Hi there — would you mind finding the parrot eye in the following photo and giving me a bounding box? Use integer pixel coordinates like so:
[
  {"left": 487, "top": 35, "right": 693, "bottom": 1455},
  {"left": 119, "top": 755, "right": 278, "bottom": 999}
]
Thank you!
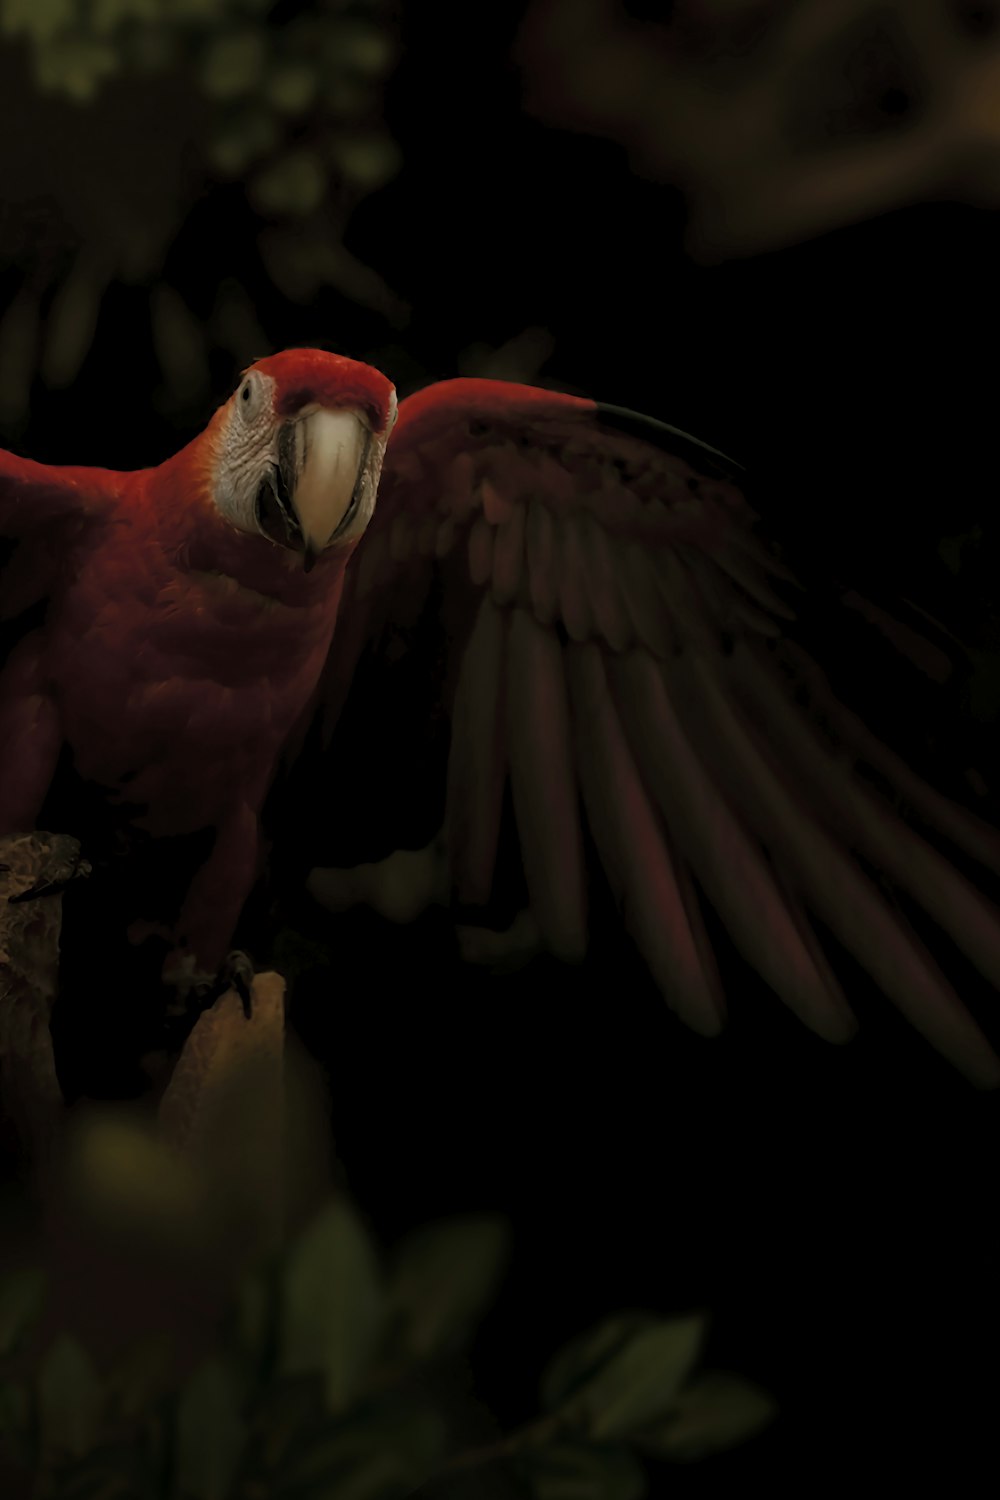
[{"left": 236, "top": 372, "right": 267, "bottom": 422}]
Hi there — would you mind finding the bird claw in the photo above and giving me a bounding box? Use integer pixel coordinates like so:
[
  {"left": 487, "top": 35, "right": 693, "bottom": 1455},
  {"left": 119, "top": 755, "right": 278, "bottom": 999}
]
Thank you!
[
  {"left": 162, "top": 949, "right": 256, "bottom": 1021},
  {"left": 216, "top": 950, "right": 255, "bottom": 1018},
  {"left": 7, "top": 845, "right": 92, "bottom": 904}
]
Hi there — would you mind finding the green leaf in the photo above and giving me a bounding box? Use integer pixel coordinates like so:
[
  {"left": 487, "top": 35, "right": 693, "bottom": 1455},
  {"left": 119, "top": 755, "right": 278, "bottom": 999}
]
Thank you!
[
  {"left": 251, "top": 149, "right": 327, "bottom": 217},
  {"left": 274, "top": 1397, "right": 448, "bottom": 1495},
  {"left": 150, "top": 284, "right": 210, "bottom": 404},
  {"left": 174, "top": 1356, "right": 246, "bottom": 1500},
  {"left": 0, "top": 285, "right": 40, "bottom": 429},
  {"left": 35, "top": 38, "right": 118, "bottom": 102},
  {"left": 128, "top": 27, "right": 179, "bottom": 74},
  {"left": 279, "top": 1446, "right": 414, "bottom": 1500},
  {"left": 558, "top": 1317, "right": 707, "bottom": 1440},
  {"left": 232, "top": 1267, "right": 272, "bottom": 1370},
  {"left": 330, "top": 23, "right": 393, "bottom": 78},
  {"left": 320, "top": 1451, "right": 416, "bottom": 1500},
  {"left": 279, "top": 1199, "right": 384, "bottom": 1411},
  {"left": 68, "top": 1115, "right": 204, "bottom": 1253},
  {"left": 91, "top": 0, "right": 160, "bottom": 36},
  {"left": 36, "top": 1335, "right": 104, "bottom": 1460},
  {"left": 200, "top": 31, "right": 265, "bottom": 100},
  {"left": 388, "top": 1214, "right": 510, "bottom": 1363},
  {"left": 41, "top": 256, "right": 106, "bottom": 389},
  {"left": 1, "top": 0, "right": 75, "bottom": 45},
  {"left": 0, "top": 1377, "right": 29, "bottom": 1442},
  {"left": 266, "top": 62, "right": 317, "bottom": 114},
  {"left": 104, "top": 1334, "right": 175, "bottom": 1423},
  {"left": 519, "top": 1443, "right": 647, "bottom": 1500},
  {"left": 325, "top": 75, "right": 373, "bottom": 120},
  {"left": 329, "top": 135, "right": 401, "bottom": 191},
  {"left": 48, "top": 1440, "right": 155, "bottom": 1500},
  {"left": 634, "top": 1371, "right": 777, "bottom": 1462},
  {"left": 540, "top": 1314, "right": 661, "bottom": 1413},
  {"left": 208, "top": 110, "right": 279, "bottom": 177},
  {"left": 0, "top": 1267, "right": 46, "bottom": 1358},
  {"left": 245, "top": 1374, "right": 326, "bottom": 1475}
]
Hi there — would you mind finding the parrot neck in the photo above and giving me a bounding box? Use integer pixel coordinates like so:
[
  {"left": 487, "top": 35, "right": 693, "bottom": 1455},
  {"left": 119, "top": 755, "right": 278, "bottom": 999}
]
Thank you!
[
  {"left": 140, "top": 449, "right": 347, "bottom": 610},
  {"left": 183, "top": 524, "right": 346, "bottom": 608}
]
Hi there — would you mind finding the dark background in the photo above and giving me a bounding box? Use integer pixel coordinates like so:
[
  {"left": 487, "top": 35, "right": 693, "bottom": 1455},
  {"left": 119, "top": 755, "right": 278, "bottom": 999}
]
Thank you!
[{"left": 2, "top": 1, "right": 999, "bottom": 1491}]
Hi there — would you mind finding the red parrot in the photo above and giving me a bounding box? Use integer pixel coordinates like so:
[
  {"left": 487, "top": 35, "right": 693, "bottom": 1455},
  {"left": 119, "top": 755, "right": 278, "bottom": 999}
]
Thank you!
[
  {"left": 0, "top": 349, "right": 397, "bottom": 987},
  {"left": 3, "top": 349, "right": 1000, "bottom": 1086}
]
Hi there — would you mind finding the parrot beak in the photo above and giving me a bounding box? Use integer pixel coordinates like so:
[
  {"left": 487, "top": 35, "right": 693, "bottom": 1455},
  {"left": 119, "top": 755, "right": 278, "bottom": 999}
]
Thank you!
[{"left": 260, "top": 408, "right": 371, "bottom": 566}]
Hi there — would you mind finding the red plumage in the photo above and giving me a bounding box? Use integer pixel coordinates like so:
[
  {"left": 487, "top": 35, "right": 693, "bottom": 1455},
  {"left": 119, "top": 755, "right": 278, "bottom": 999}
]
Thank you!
[
  {"left": 4, "top": 350, "right": 1000, "bottom": 1088},
  {"left": 0, "top": 349, "right": 394, "bottom": 976}
]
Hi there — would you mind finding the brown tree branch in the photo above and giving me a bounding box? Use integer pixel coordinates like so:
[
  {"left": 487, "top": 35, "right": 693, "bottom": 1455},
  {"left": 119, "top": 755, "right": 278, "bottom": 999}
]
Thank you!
[
  {"left": 0, "top": 833, "right": 78, "bottom": 1168},
  {"left": 518, "top": 0, "right": 1000, "bottom": 258}
]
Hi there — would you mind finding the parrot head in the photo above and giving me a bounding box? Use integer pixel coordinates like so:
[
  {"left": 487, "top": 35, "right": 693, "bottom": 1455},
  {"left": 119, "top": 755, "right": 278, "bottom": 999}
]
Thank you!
[{"left": 208, "top": 348, "right": 397, "bottom": 571}]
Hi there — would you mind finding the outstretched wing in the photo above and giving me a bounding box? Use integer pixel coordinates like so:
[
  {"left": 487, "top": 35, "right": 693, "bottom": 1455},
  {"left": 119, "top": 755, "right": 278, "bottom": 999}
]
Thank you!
[
  {"left": 309, "top": 378, "right": 1000, "bottom": 1087},
  {"left": 0, "top": 447, "right": 109, "bottom": 639}
]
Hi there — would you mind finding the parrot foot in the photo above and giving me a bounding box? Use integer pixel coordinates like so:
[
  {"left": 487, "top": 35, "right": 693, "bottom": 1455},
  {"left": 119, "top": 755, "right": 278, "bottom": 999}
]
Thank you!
[
  {"left": 162, "top": 949, "right": 256, "bottom": 1020},
  {"left": 6, "top": 841, "right": 92, "bottom": 904},
  {"left": 455, "top": 909, "right": 543, "bottom": 973},
  {"left": 212, "top": 950, "right": 256, "bottom": 1019}
]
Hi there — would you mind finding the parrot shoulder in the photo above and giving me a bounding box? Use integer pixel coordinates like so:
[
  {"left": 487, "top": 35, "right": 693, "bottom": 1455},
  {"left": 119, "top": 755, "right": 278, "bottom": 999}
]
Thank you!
[
  {"left": 0, "top": 447, "right": 116, "bottom": 536},
  {"left": 1, "top": 448, "right": 120, "bottom": 668}
]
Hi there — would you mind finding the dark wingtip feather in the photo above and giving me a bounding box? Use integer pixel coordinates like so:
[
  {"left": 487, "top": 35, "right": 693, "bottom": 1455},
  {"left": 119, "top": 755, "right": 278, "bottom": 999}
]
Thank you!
[{"left": 594, "top": 403, "right": 746, "bottom": 481}]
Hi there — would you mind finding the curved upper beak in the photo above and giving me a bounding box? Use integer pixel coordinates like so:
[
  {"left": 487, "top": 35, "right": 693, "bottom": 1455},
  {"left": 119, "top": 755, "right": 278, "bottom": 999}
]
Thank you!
[{"left": 276, "top": 408, "right": 371, "bottom": 568}]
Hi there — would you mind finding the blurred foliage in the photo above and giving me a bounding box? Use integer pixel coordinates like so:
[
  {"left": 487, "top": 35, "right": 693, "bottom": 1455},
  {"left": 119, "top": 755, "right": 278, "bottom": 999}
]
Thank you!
[
  {"left": 0, "top": 969, "right": 774, "bottom": 1498},
  {"left": 0, "top": 1213, "right": 774, "bottom": 1499},
  {"left": 518, "top": 0, "right": 1000, "bottom": 258},
  {"left": 0, "top": 0, "right": 401, "bottom": 425}
]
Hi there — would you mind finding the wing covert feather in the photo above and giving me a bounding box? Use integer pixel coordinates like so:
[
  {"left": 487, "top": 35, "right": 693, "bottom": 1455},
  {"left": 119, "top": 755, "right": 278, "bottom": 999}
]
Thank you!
[
  {"left": 0, "top": 449, "right": 107, "bottom": 534},
  {"left": 565, "top": 640, "right": 726, "bottom": 1036},
  {"left": 446, "top": 594, "right": 508, "bottom": 908},
  {"left": 1, "top": 451, "right": 114, "bottom": 679},
  {"left": 505, "top": 607, "right": 588, "bottom": 963}
]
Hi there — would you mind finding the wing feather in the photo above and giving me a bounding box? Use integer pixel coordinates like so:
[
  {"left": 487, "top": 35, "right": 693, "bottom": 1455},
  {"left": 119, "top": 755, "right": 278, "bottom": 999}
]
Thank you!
[
  {"left": 766, "top": 640, "right": 1000, "bottom": 874},
  {"left": 491, "top": 498, "right": 527, "bottom": 607},
  {"left": 1, "top": 451, "right": 112, "bottom": 669},
  {"left": 577, "top": 514, "right": 630, "bottom": 652},
  {"left": 565, "top": 640, "right": 725, "bottom": 1035},
  {"left": 619, "top": 541, "right": 677, "bottom": 657},
  {"left": 0, "top": 450, "right": 106, "bottom": 532},
  {"left": 445, "top": 593, "right": 509, "bottom": 908},
  {"left": 311, "top": 377, "right": 1000, "bottom": 1083},
  {"left": 723, "top": 641, "right": 1000, "bottom": 987},
  {"left": 526, "top": 499, "right": 560, "bottom": 624},
  {"left": 610, "top": 647, "right": 856, "bottom": 1044},
  {"left": 673, "top": 648, "right": 1000, "bottom": 1086},
  {"left": 467, "top": 515, "right": 494, "bottom": 588},
  {"left": 556, "top": 518, "right": 596, "bottom": 642},
  {"left": 505, "top": 606, "right": 588, "bottom": 961}
]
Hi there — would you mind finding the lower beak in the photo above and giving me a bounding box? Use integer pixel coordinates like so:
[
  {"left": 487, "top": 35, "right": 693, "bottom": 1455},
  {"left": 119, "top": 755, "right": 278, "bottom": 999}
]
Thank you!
[{"left": 278, "top": 409, "right": 371, "bottom": 563}]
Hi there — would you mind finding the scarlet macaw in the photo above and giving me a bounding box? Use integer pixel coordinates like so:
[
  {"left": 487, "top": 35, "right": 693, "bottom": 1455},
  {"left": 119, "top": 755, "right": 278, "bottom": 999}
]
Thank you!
[
  {"left": 2, "top": 348, "right": 999, "bottom": 1085},
  {"left": 0, "top": 349, "right": 396, "bottom": 990}
]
